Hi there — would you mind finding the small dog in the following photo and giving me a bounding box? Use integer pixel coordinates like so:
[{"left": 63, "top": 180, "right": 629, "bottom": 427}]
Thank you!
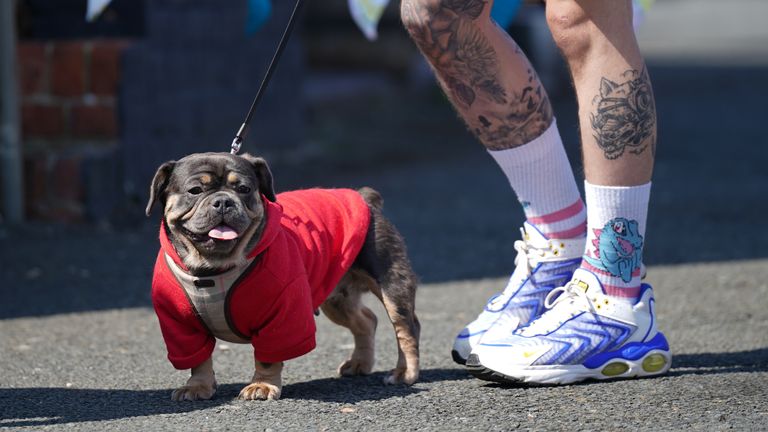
[{"left": 146, "top": 152, "right": 420, "bottom": 401}]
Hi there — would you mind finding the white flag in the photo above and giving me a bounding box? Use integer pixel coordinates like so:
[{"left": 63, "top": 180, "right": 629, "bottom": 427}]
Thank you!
[
  {"left": 86, "top": 0, "right": 113, "bottom": 22},
  {"left": 348, "top": 0, "right": 390, "bottom": 41}
]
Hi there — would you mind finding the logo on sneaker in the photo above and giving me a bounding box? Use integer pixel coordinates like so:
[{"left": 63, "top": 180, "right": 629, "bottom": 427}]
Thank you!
[
  {"left": 584, "top": 217, "right": 643, "bottom": 283},
  {"left": 573, "top": 279, "right": 589, "bottom": 292},
  {"left": 522, "top": 349, "right": 541, "bottom": 359}
]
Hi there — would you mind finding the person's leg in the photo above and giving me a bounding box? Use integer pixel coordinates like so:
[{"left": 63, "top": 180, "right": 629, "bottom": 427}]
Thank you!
[
  {"left": 467, "top": 0, "right": 670, "bottom": 385},
  {"left": 401, "top": 0, "right": 586, "bottom": 363},
  {"left": 548, "top": 0, "right": 654, "bottom": 297},
  {"left": 401, "top": 0, "right": 586, "bottom": 238}
]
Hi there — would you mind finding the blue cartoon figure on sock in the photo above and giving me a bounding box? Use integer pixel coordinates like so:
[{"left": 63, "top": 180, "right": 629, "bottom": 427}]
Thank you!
[{"left": 585, "top": 217, "right": 643, "bottom": 282}]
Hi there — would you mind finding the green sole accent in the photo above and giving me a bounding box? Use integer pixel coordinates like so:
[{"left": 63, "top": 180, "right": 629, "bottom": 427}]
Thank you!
[
  {"left": 642, "top": 353, "right": 668, "bottom": 373},
  {"left": 602, "top": 362, "right": 629, "bottom": 377}
]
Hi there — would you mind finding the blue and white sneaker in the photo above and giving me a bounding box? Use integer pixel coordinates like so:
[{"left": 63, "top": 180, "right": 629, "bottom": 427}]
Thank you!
[
  {"left": 466, "top": 268, "right": 671, "bottom": 384},
  {"left": 451, "top": 223, "right": 584, "bottom": 364}
]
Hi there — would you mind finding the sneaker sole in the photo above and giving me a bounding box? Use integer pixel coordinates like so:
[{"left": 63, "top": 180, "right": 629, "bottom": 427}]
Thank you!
[
  {"left": 465, "top": 350, "right": 672, "bottom": 385},
  {"left": 451, "top": 349, "right": 467, "bottom": 366}
]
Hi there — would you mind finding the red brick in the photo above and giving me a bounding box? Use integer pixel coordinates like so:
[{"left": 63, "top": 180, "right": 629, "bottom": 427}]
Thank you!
[
  {"left": 21, "top": 103, "right": 66, "bottom": 138},
  {"left": 22, "top": 156, "right": 86, "bottom": 223},
  {"left": 51, "top": 42, "right": 86, "bottom": 97},
  {"left": 45, "top": 205, "right": 85, "bottom": 223},
  {"left": 90, "top": 40, "right": 130, "bottom": 95},
  {"left": 52, "top": 157, "right": 85, "bottom": 202},
  {"left": 17, "top": 42, "right": 48, "bottom": 96},
  {"left": 23, "top": 157, "right": 49, "bottom": 219},
  {"left": 71, "top": 104, "right": 117, "bottom": 138}
]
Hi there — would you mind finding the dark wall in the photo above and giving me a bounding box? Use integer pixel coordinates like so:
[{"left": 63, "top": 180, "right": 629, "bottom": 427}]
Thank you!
[
  {"left": 18, "top": 0, "right": 145, "bottom": 39},
  {"left": 120, "top": 0, "right": 305, "bottom": 202}
]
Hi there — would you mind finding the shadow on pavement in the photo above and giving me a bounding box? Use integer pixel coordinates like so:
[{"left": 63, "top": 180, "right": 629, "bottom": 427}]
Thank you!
[
  {"left": 282, "top": 367, "right": 472, "bottom": 403},
  {"left": 1, "top": 64, "right": 768, "bottom": 320},
  {"left": 669, "top": 348, "right": 768, "bottom": 376},
  {"left": 0, "top": 368, "right": 469, "bottom": 427},
  {"left": 473, "top": 348, "right": 768, "bottom": 390},
  {"left": 0, "top": 386, "right": 229, "bottom": 428}
]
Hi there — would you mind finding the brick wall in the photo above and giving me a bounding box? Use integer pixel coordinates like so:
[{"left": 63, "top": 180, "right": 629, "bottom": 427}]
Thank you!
[
  {"left": 17, "top": 39, "right": 130, "bottom": 222},
  {"left": 14, "top": 0, "right": 306, "bottom": 224}
]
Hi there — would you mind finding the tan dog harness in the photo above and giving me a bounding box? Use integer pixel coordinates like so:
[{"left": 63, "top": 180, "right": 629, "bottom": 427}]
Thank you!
[{"left": 163, "top": 253, "right": 254, "bottom": 344}]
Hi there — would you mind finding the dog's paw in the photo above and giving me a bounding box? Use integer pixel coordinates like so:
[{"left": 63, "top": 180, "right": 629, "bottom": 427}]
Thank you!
[
  {"left": 338, "top": 357, "right": 374, "bottom": 377},
  {"left": 238, "top": 382, "right": 281, "bottom": 400},
  {"left": 383, "top": 367, "right": 419, "bottom": 386},
  {"left": 171, "top": 382, "right": 217, "bottom": 401}
]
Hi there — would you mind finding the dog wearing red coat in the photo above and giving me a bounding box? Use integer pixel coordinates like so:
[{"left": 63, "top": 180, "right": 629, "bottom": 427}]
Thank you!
[{"left": 146, "top": 152, "right": 420, "bottom": 401}]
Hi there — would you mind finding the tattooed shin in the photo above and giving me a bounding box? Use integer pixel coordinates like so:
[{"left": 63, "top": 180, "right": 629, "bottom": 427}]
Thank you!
[
  {"left": 401, "top": 0, "right": 553, "bottom": 150},
  {"left": 474, "top": 69, "right": 553, "bottom": 150},
  {"left": 590, "top": 68, "right": 657, "bottom": 160}
]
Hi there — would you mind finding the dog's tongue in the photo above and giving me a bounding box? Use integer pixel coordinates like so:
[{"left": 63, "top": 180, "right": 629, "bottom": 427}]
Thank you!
[{"left": 208, "top": 225, "right": 239, "bottom": 241}]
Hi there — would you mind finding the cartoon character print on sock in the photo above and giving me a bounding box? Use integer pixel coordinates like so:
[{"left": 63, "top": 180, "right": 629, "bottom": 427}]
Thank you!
[{"left": 584, "top": 218, "right": 643, "bottom": 283}]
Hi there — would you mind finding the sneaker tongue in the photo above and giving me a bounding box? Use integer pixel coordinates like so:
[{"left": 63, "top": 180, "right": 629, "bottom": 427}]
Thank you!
[
  {"left": 522, "top": 221, "right": 549, "bottom": 244},
  {"left": 208, "top": 225, "right": 239, "bottom": 240}
]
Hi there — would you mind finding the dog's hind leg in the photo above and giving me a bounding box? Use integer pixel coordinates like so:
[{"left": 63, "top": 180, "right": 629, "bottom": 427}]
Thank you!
[
  {"left": 354, "top": 193, "right": 420, "bottom": 385},
  {"left": 376, "top": 264, "right": 420, "bottom": 385},
  {"left": 321, "top": 270, "right": 378, "bottom": 377}
]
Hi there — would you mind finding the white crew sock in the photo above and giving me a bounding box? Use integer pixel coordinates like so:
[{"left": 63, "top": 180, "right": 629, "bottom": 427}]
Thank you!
[
  {"left": 580, "top": 180, "right": 652, "bottom": 299},
  {"left": 488, "top": 119, "right": 586, "bottom": 239}
]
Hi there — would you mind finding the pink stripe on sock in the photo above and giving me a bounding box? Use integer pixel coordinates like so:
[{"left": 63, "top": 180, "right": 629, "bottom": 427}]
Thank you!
[
  {"left": 528, "top": 199, "right": 585, "bottom": 225},
  {"left": 603, "top": 284, "right": 642, "bottom": 299},
  {"left": 546, "top": 222, "right": 587, "bottom": 239}
]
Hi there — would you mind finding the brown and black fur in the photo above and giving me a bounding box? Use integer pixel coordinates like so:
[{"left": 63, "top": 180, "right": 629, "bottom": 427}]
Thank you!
[
  {"left": 326, "top": 187, "right": 420, "bottom": 385},
  {"left": 146, "top": 152, "right": 420, "bottom": 401}
]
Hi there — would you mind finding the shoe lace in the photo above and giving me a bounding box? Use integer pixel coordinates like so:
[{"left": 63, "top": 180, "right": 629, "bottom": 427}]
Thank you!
[
  {"left": 544, "top": 280, "right": 594, "bottom": 311},
  {"left": 513, "top": 239, "right": 533, "bottom": 278},
  {"left": 488, "top": 229, "right": 549, "bottom": 308},
  {"left": 518, "top": 280, "right": 595, "bottom": 335}
]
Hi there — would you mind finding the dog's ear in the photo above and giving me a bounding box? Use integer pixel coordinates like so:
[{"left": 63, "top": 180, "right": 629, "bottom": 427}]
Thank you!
[
  {"left": 241, "top": 154, "right": 276, "bottom": 202},
  {"left": 146, "top": 161, "right": 176, "bottom": 216}
]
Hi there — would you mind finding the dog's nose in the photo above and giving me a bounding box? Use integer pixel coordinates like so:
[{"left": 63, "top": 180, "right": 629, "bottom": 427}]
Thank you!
[{"left": 211, "top": 196, "right": 235, "bottom": 213}]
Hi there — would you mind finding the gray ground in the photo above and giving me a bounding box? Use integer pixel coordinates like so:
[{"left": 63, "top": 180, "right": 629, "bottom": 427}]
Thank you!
[{"left": 2, "top": 0, "right": 768, "bottom": 430}]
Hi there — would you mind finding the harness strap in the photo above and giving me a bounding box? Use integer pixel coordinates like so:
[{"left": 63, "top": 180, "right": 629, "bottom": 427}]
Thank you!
[{"left": 164, "top": 253, "right": 261, "bottom": 344}]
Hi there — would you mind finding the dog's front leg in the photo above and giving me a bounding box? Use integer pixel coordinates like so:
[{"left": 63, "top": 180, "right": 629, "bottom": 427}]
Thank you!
[
  {"left": 238, "top": 360, "right": 283, "bottom": 400},
  {"left": 171, "top": 356, "right": 217, "bottom": 401}
]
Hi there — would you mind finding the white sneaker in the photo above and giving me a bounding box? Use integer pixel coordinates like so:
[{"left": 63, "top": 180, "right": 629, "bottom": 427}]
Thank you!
[
  {"left": 451, "top": 222, "right": 584, "bottom": 364},
  {"left": 466, "top": 268, "right": 671, "bottom": 384}
]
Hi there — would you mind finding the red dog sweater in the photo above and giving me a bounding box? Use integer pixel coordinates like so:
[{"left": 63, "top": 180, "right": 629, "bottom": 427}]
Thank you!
[{"left": 152, "top": 188, "right": 370, "bottom": 369}]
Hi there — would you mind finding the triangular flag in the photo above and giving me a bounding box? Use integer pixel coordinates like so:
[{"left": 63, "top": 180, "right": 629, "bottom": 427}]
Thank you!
[
  {"left": 490, "top": 0, "right": 522, "bottom": 29},
  {"left": 86, "top": 0, "right": 113, "bottom": 22},
  {"left": 348, "top": 0, "right": 389, "bottom": 41},
  {"left": 246, "top": 0, "right": 272, "bottom": 35}
]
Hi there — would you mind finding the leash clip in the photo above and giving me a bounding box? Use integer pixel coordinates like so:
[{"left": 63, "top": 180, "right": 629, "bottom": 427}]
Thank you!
[
  {"left": 230, "top": 137, "right": 242, "bottom": 155},
  {"left": 231, "top": 123, "right": 248, "bottom": 154}
]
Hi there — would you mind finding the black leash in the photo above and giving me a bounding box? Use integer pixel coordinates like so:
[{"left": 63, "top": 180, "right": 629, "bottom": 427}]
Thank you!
[{"left": 230, "top": 0, "right": 306, "bottom": 155}]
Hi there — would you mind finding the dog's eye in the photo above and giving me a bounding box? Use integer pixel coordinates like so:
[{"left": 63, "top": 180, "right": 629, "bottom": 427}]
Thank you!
[
  {"left": 188, "top": 187, "right": 204, "bottom": 195},
  {"left": 236, "top": 185, "right": 252, "bottom": 194}
]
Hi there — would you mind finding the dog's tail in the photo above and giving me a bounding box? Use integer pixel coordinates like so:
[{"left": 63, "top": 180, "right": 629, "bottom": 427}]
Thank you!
[{"left": 358, "top": 187, "right": 383, "bottom": 212}]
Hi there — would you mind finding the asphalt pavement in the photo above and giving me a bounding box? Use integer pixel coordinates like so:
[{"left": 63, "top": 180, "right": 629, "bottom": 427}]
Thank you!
[{"left": 2, "top": 0, "right": 768, "bottom": 430}]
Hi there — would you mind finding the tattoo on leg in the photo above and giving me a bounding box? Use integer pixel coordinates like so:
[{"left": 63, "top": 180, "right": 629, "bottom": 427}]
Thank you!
[
  {"left": 401, "top": 0, "right": 553, "bottom": 150},
  {"left": 473, "top": 68, "right": 553, "bottom": 150},
  {"left": 454, "top": 21, "right": 507, "bottom": 104},
  {"left": 401, "top": 1, "right": 502, "bottom": 106},
  {"left": 590, "top": 68, "right": 657, "bottom": 159}
]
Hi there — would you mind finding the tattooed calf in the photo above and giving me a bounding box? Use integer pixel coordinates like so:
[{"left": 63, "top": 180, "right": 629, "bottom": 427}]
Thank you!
[
  {"left": 473, "top": 69, "right": 553, "bottom": 150},
  {"left": 401, "top": 0, "right": 504, "bottom": 108},
  {"left": 590, "top": 69, "right": 657, "bottom": 159},
  {"left": 401, "top": 0, "right": 552, "bottom": 150}
]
